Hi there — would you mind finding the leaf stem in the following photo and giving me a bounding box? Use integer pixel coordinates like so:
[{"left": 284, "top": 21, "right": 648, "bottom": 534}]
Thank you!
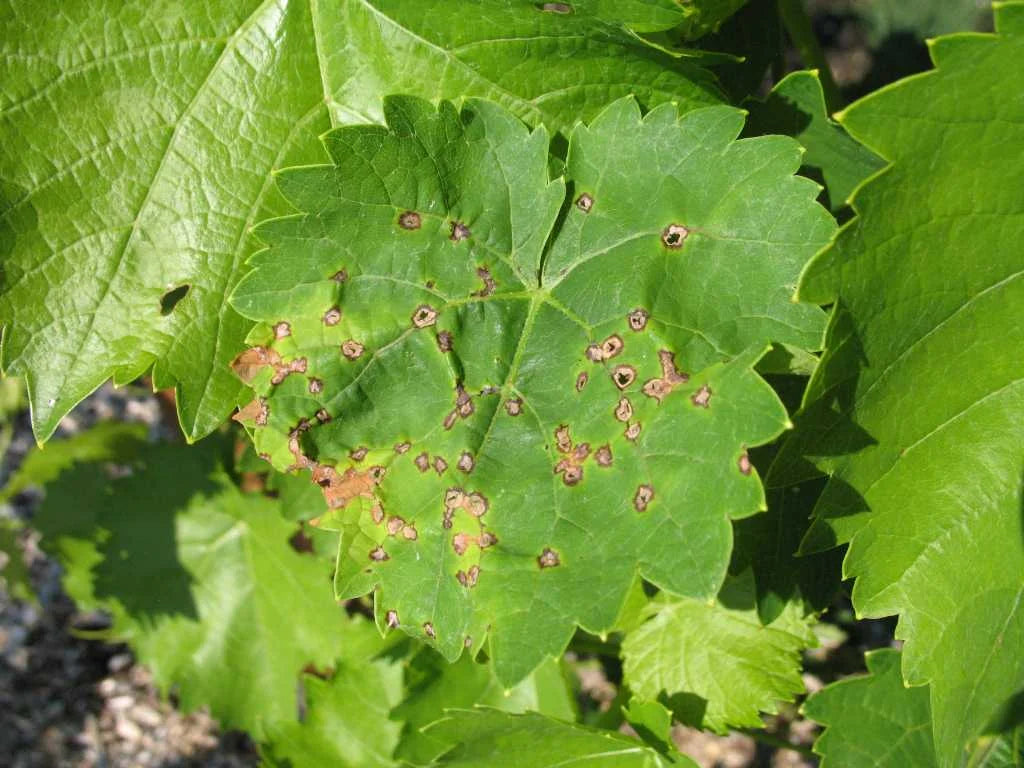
[{"left": 776, "top": 0, "right": 843, "bottom": 113}]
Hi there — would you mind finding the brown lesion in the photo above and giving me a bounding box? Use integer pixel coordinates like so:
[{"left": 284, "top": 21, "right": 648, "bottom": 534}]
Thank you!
[
  {"left": 437, "top": 330, "right": 454, "bottom": 353},
  {"left": 642, "top": 350, "right": 690, "bottom": 403},
  {"left": 662, "top": 224, "right": 688, "bottom": 249},
  {"left": 624, "top": 422, "right": 642, "bottom": 441},
  {"left": 398, "top": 211, "right": 421, "bottom": 230},
  {"left": 505, "top": 397, "right": 523, "bottom": 416},
  {"left": 612, "top": 365, "right": 636, "bottom": 390},
  {"left": 412, "top": 304, "right": 438, "bottom": 328},
  {"left": 537, "top": 547, "right": 561, "bottom": 568},
  {"left": 456, "top": 564, "right": 480, "bottom": 587},
  {"left": 691, "top": 384, "right": 712, "bottom": 408},
  {"left": 450, "top": 221, "right": 471, "bottom": 241},
  {"left": 738, "top": 452, "right": 752, "bottom": 475},
  {"left": 471, "top": 266, "right": 496, "bottom": 298},
  {"left": 232, "top": 397, "right": 268, "bottom": 427},
  {"left": 386, "top": 610, "right": 400, "bottom": 628},
  {"left": 627, "top": 308, "right": 649, "bottom": 331},
  {"left": 443, "top": 385, "right": 475, "bottom": 431},
  {"left": 273, "top": 321, "right": 291, "bottom": 339},
  {"left": 323, "top": 307, "right": 342, "bottom": 326},
  {"left": 231, "top": 346, "right": 307, "bottom": 387},
  {"left": 585, "top": 335, "right": 625, "bottom": 363},
  {"left": 552, "top": 424, "right": 595, "bottom": 487},
  {"left": 575, "top": 193, "right": 593, "bottom": 213},
  {"left": 312, "top": 463, "right": 386, "bottom": 510},
  {"left": 341, "top": 339, "right": 365, "bottom": 360},
  {"left": 369, "top": 546, "right": 389, "bottom": 562},
  {"left": 595, "top": 445, "right": 613, "bottom": 467},
  {"left": 457, "top": 452, "right": 475, "bottom": 473},
  {"left": 634, "top": 484, "right": 654, "bottom": 512}
]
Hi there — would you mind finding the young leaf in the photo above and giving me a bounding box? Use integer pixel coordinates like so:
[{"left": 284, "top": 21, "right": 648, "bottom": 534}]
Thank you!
[
  {"left": 31, "top": 433, "right": 351, "bottom": 739},
  {"left": 230, "top": 95, "right": 834, "bottom": 685},
  {"left": 777, "top": 5, "right": 1024, "bottom": 763},
  {"left": 1, "top": 0, "right": 725, "bottom": 444},
  {"left": 803, "top": 649, "right": 936, "bottom": 768},
  {"left": 261, "top": 660, "right": 406, "bottom": 768},
  {"left": 425, "top": 709, "right": 695, "bottom": 767},
  {"left": 621, "top": 569, "right": 812, "bottom": 732}
]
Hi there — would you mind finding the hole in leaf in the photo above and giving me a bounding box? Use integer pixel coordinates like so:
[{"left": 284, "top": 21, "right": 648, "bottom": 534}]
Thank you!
[{"left": 159, "top": 284, "right": 190, "bottom": 315}]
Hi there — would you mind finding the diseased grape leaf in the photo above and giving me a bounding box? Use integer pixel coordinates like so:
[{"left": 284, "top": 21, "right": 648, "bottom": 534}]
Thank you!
[
  {"left": 743, "top": 70, "right": 885, "bottom": 213},
  {"left": 804, "top": 649, "right": 936, "bottom": 768},
  {"left": 425, "top": 709, "right": 695, "bottom": 767},
  {"left": 773, "top": 5, "right": 1024, "bottom": 764},
  {"left": 229, "top": 94, "right": 833, "bottom": 685},
  {"left": 621, "top": 569, "right": 813, "bottom": 732},
  {"left": 28, "top": 432, "right": 352, "bottom": 739},
  {"left": 0, "top": 0, "right": 724, "bottom": 445}
]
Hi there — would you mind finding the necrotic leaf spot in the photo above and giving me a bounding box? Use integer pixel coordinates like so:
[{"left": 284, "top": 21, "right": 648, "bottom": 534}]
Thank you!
[
  {"left": 662, "top": 224, "right": 688, "bottom": 249},
  {"left": 399, "top": 211, "right": 421, "bottom": 230}
]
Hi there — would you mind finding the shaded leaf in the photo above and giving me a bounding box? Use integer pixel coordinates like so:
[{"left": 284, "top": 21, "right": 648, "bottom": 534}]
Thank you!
[
  {"left": 231, "top": 95, "right": 833, "bottom": 684},
  {"left": 0, "top": 518, "right": 34, "bottom": 603},
  {"left": 622, "top": 569, "right": 811, "bottom": 732},
  {"left": 32, "top": 432, "right": 351, "bottom": 738},
  {"left": 776, "top": 5, "right": 1024, "bottom": 763},
  {"left": 395, "top": 651, "right": 576, "bottom": 764},
  {"left": 804, "top": 649, "right": 935, "bottom": 768},
  {"left": 426, "top": 709, "right": 694, "bottom": 767},
  {"left": 1, "top": 421, "right": 147, "bottom": 501},
  {"left": 744, "top": 70, "right": 885, "bottom": 213},
  {"left": 262, "top": 657, "right": 405, "bottom": 768}
]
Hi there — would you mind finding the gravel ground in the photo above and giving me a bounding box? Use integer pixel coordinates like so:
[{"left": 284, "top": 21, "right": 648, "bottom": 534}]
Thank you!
[{"left": 0, "top": 382, "right": 259, "bottom": 768}]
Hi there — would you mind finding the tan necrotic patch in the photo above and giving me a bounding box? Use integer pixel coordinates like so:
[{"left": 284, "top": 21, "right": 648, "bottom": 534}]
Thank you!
[
  {"left": 662, "top": 224, "right": 688, "bottom": 249},
  {"left": 634, "top": 484, "right": 654, "bottom": 512},
  {"left": 642, "top": 350, "right": 689, "bottom": 403},
  {"left": 538, "top": 548, "right": 560, "bottom": 568},
  {"left": 627, "top": 308, "right": 649, "bottom": 331},
  {"left": 412, "top": 305, "right": 438, "bottom": 328},
  {"left": 398, "top": 211, "right": 421, "bottom": 230},
  {"left": 575, "top": 192, "right": 593, "bottom": 213},
  {"left": 691, "top": 384, "right": 712, "bottom": 408},
  {"left": 341, "top": 339, "right": 364, "bottom": 360}
]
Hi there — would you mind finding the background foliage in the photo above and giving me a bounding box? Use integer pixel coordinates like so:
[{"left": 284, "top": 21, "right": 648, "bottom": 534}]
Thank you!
[{"left": 1, "top": 0, "right": 1021, "bottom": 765}]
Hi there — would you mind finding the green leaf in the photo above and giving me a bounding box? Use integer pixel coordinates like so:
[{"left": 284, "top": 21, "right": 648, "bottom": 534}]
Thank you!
[
  {"left": 395, "top": 651, "right": 576, "bottom": 764},
  {"left": 621, "top": 569, "right": 811, "bottom": 732},
  {"left": 1, "top": 0, "right": 727, "bottom": 444},
  {"left": 968, "top": 727, "right": 1024, "bottom": 768},
  {"left": 230, "top": 95, "right": 833, "bottom": 685},
  {"left": 0, "top": 518, "right": 34, "bottom": 603},
  {"left": 32, "top": 432, "right": 352, "bottom": 738},
  {"left": 426, "top": 709, "right": 694, "bottom": 767},
  {"left": 804, "top": 649, "right": 936, "bottom": 768},
  {"left": 731, "top": 471, "right": 842, "bottom": 625},
  {"left": 744, "top": 70, "right": 885, "bottom": 213},
  {"left": 262, "top": 659, "right": 406, "bottom": 768},
  {"left": 1, "top": 421, "right": 147, "bottom": 501},
  {"left": 778, "top": 5, "right": 1024, "bottom": 764}
]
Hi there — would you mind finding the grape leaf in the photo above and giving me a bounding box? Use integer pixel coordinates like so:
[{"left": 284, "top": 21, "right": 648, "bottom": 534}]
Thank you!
[
  {"left": 229, "top": 94, "right": 833, "bottom": 684},
  {"left": 743, "top": 70, "right": 885, "bottom": 213},
  {"left": 0, "top": 518, "right": 33, "bottom": 603},
  {"left": 425, "top": 709, "right": 695, "bottom": 767},
  {"left": 0, "top": 0, "right": 725, "bottom": 445},
  {"left": 262, "top": 659, "right": 406, "bottom": 768},
  {"left": 621, "top": 569, "right": 812, "bottom": 732},
  {"left": 968, "top": 727, "right": 1024, "bottom": 768},
  {"left": 775, "top": 5, "right": 1024, "bottom": 763},
  {"left": 804, "top": 649, "right": 936, "bottom": 768},
  {"left": 396, "top": 652, "right": 576, "bottom": 764},
  {"left": 29, "top": 432, "right": 351, "bottom": 738}
]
